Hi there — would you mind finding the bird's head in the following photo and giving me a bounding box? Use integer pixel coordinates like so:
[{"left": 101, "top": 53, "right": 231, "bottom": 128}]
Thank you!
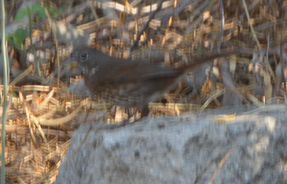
[{"left": 63, "top": 47, "right": 99, "bottom": 76}]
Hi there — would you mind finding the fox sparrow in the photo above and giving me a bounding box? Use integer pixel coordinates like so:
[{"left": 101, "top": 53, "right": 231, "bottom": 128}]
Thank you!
[{"left": 63, "top": 47, "right": 241, "bottom": 117}]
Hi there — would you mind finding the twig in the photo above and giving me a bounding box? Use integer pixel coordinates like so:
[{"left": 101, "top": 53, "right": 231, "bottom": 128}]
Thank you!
[{"left": 130, "top": 0, "right": 165, "bottom": 52}]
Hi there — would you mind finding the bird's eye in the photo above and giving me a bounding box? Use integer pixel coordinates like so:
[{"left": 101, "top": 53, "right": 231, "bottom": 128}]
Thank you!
[{"left": 79, "top": 51, "right": 88, "bottom": 62}]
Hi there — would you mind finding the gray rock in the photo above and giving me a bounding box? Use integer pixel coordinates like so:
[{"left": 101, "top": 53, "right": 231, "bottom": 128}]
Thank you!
[{"left": 55, "top": 105, "right": 287, "bottom": 184}]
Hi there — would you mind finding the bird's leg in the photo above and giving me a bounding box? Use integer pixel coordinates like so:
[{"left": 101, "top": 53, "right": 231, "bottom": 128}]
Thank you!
[
  {"left": 118, "top": 108, "right": 136, "bottom": 126},
  {"left": 119, "top": 105, "right": 150, "bottom": 125},
  {"left": 140, "top": 104, "right": 150, "bottom": 117}
]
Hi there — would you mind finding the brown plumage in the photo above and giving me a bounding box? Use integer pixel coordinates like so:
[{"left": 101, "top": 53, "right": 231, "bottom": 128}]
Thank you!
[{"left": 64, "top": 47, "right": 241, "bottom": 117}]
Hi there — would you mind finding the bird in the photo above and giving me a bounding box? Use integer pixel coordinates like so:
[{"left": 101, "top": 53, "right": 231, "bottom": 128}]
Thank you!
[{"left": 63, "top": 46, "right": 242, "bottom": 119}]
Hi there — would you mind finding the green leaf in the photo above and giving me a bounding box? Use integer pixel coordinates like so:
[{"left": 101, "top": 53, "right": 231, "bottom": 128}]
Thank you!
[
  {"left": 49, "top": 6, "right": 56, "bottom": 13},
  {"left": 50, "top": 6, "right": 63, "bottom": 19},
  {"left": 13, "top": 28, "right": 28, "bottom": 46},
  {"left": 26, "top": 6, "right": 31, "bottom": 14},
  {"left": 33, "top": 4, "right": 46, "bottom": 19},
  {"left": 15, "top": 10, "right": 27, "bottom": 20},
  {"left": 38, "top": 10, "right": 46, "bottom": 19},
  {"left": 32, "top": 4, "right": 43, "bottom": 12},
  {"left": 6, "top": 35, "right": 13, "bottom": 42}
]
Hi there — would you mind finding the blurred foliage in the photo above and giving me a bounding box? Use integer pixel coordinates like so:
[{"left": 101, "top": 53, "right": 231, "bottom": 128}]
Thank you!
[{"left": 9, "top": 3, "right": 63, "bottom": 49}]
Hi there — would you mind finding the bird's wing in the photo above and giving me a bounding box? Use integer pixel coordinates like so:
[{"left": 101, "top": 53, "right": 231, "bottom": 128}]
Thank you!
[{"left": 99, "top": 62, "right": 182, "bottom": 85}]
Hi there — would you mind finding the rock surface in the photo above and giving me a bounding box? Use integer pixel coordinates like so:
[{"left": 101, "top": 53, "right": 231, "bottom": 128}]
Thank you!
[{"left": 55, "top": 105, "right": 287, "bottom": 184}]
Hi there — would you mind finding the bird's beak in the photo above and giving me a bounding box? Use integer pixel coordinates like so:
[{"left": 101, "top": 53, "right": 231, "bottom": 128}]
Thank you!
[{"left": 62, "top": 56, "right": 78, "bottom": 69}]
